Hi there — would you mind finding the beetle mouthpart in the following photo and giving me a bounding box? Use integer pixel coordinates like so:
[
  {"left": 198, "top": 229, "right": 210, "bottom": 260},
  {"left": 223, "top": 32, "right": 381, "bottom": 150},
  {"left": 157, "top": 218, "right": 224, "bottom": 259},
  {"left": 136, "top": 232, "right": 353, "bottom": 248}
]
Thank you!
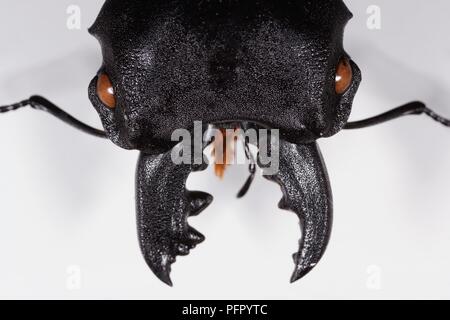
[
  {"left": 136, "top": 151, "right": 213, "bottom": 286},
  {"left": 137, "top": 136, "right": 331, "bottom": 286},
  {"left": 262, "top": 140, "right": 332, "bottom": 283},
  {"left": 211, "top": 128, "right": 239, "bottom": 179},
  {"left": 187, "top": 191, "right": 213, "bottom": 217}
]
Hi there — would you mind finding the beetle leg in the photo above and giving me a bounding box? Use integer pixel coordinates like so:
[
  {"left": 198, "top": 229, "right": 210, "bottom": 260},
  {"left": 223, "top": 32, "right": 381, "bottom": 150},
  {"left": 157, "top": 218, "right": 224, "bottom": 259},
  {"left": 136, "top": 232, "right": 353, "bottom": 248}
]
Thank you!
[
  {"left": 136, "top": 151, "right": 212, "bottom": 286},
  {"left": 261, "top": 140, "right": 333, "bottom": 282}
]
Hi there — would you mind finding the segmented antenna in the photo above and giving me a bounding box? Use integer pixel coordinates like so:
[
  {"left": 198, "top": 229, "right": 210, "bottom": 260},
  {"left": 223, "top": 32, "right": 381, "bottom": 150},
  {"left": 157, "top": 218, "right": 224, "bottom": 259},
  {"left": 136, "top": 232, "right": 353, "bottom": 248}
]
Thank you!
[
  {"left": 424, "top": 108, "right": 450, "bottom": 127},
  {"left": 0, "top": 100, "right": 30, "bottom": 113},
  {"left": 345, "top": 102, "right": 450, "bottom": 129},
  {"left": 0, "top": 96, "right": 106, "bottom": 138}
]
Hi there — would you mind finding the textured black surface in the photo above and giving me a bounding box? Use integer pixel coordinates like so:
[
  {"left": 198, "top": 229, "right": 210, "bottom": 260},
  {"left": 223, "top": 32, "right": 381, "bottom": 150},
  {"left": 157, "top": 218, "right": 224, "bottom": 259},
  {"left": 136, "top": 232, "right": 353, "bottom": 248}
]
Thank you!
[
  {"left": 1, "top": 0, "right": 449, "bottom": 287},
  {"left": 262, "top": 140, "right": 332, "bottom": 282},
  {"left": 86, "top": 0, "right": 361, "bottom": 285},
  {"left": 88, "top": 0, "right": 361, "bottom": 152},
  {"left": 136, "top": 150, "right": 212, "bottom": 286}
]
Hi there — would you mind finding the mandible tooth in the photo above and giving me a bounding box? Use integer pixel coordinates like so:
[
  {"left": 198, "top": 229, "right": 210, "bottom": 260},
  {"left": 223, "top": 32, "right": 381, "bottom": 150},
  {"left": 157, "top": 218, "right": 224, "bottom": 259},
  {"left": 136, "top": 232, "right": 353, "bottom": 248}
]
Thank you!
[
  {"left": 187, "top": 191, "right": 213, "bottom": 216},
  {"left": 187, "top": 226, "right": 205, "bottom": 245},
  {"left": 278, "top": 197, "right": 290, "bottom": 210}
]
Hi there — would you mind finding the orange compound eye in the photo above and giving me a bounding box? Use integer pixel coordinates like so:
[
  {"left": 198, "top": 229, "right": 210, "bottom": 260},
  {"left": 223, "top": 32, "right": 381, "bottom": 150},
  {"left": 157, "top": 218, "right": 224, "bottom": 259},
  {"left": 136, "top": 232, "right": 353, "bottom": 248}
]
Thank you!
[
  {"left": 335, "top": 57, "right": 353, "bottom": 95},
  {"left": 97, "top": 73, "right": 116, "bottom": 109}
]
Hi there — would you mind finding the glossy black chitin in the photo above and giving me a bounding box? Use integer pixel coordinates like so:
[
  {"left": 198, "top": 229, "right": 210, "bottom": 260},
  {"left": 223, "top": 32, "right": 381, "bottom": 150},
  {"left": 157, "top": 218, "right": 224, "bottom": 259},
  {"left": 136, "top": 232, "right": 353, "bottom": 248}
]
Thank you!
[
  {"left": 1, "top": 0, "right": 449, "bottom": 286},
  {"left": 90, "top": 0, "right": 360, "bottom": 285}
]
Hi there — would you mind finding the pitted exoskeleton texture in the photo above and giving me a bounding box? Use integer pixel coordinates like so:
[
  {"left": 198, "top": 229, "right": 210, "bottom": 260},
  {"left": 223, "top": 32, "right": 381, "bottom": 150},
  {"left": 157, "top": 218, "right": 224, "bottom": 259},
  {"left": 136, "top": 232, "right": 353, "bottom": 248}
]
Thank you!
[
  {"left": 88, "top": 0, "right": 361, "bottom": 152},
  {"left": 87, "top": 0, "right": 359, "bottom": 285},
  {"left": 3, "top": 0, "right": 447, "bottom": 286}
]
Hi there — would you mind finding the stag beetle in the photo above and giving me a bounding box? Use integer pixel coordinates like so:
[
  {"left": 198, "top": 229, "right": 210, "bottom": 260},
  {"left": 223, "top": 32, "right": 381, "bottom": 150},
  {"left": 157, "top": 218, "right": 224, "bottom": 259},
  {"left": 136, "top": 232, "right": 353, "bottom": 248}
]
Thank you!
[{"left": 1, "top": 0, "right": 449, "bottom": 286}]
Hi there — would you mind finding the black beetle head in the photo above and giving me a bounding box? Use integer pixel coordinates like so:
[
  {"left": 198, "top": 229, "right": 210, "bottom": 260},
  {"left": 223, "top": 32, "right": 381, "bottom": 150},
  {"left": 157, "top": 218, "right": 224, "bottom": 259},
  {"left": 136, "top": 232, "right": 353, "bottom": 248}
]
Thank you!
[{"left": 88, "top": 0, "right": 361, "bottom": 152}]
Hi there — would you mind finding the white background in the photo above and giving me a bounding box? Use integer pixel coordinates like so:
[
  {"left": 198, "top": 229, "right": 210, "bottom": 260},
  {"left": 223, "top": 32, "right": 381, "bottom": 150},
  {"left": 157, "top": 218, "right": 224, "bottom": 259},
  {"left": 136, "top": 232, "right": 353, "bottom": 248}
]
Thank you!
[{"left": 0, "top": 0, "right": 449, "bottom": 299}]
